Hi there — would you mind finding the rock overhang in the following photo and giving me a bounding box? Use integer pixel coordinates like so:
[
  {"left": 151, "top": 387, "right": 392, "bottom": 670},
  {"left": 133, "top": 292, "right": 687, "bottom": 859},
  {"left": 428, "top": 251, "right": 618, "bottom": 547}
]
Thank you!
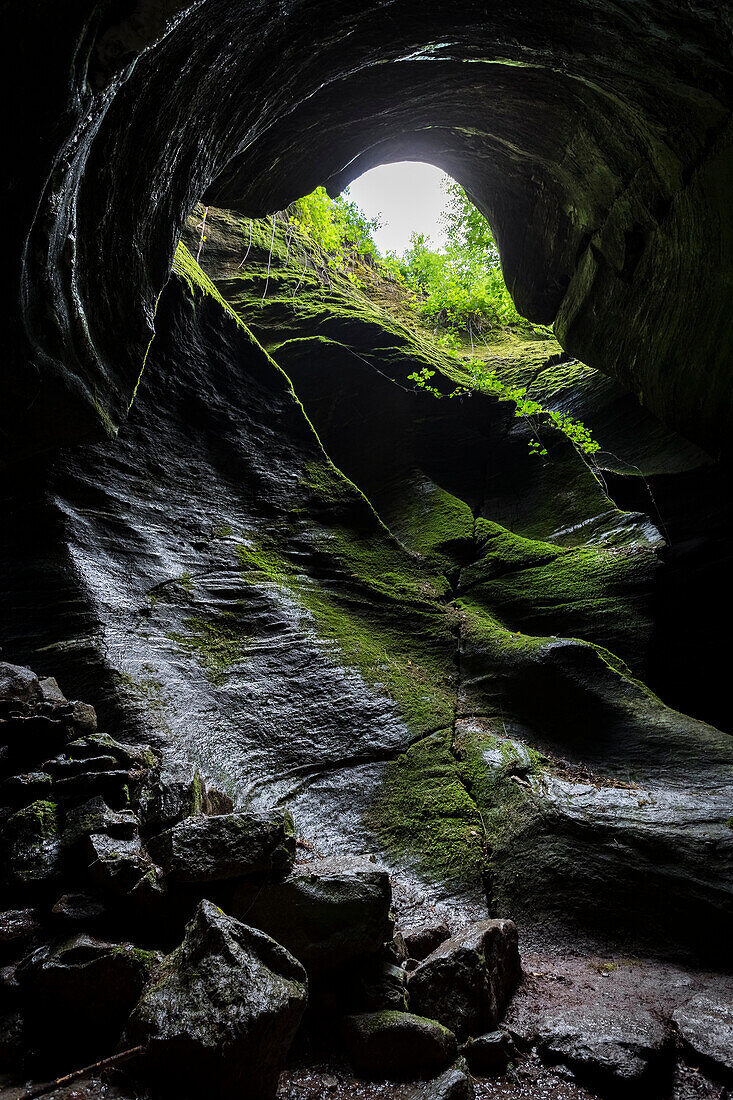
[{"left": 6, "top": 0, "right": 733, "bottom": 464}]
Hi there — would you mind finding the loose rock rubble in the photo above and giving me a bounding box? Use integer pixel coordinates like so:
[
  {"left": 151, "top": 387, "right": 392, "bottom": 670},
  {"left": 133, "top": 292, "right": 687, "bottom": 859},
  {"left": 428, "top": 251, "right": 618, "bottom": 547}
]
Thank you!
[{"left": 0, "top": 661, "right": 522, "bottom": 1097}]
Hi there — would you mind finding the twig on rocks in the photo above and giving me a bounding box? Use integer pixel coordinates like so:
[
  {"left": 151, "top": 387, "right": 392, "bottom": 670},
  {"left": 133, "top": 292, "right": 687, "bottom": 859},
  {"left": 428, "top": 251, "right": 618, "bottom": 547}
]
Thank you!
[{"left": 14, "top": 1045, "right": 145, "bottom": 1100}]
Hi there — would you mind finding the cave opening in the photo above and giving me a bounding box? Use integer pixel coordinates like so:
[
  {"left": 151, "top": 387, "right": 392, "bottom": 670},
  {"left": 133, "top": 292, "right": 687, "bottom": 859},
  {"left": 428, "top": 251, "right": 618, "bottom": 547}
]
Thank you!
[{"left": 3, "top": 4, "right": 733, "bottom": 1096}]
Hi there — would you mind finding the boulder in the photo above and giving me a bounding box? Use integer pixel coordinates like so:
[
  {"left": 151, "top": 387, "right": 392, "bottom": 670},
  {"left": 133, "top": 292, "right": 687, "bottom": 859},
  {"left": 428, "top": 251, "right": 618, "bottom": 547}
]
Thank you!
[
  {"left": 124, "top": 899, "right": 307, "bottom": 1100},
  {"left": 38, "top": 677, "right": 66, "bottom": 704},
  {"left": 66, "top": 732, "right": 155, "bottom": 769},
  {"left": 24, "top": 933, "right": 161, "bottom": 1067},
  {"left": 531, "top": 1004, "right": 673, "bottom": 1093},
  {"left": 461, "top": 1030, "right": 511, "bottom": 1074},
  {"left": 673, "top": 994, "right": 733, "bottom": 1081},
  {"left": 84, "top": 832, "right": 165, "bottom": 904},
  {"left": 148, "top": 809, "right": 294, "bottom": 883},
  {"left": 62, "top": 795, "right": 139, "bottom": 847},
  {"left": 51, "top": 892, "right": 107, "bottom": 925},
  {"left": 1, "top": 715, "right": 71, "bottom": 770},
  {"left": 2, "top": 799, "right": 62, "bottom": 886},
  {"left": 403, "top": 921, "right": 451, "bottom": 961},
  {"left": 0, "top": 663, "right": 42, "bottom": 707},
  {"left": 229, "top": 856, "right": 393, "bottom": 973},
  {"left": 408, "top": 920, "right": 520, "bottom": 1039},
  {"left": 353, "top": 957, "right": 409, "bottom": 1012},
  {"left": 342, "top": 1011, "right": 457, "bottom": 1080},
  {"left": 137, "top": 766, "right": 231, "bottom": 832}
]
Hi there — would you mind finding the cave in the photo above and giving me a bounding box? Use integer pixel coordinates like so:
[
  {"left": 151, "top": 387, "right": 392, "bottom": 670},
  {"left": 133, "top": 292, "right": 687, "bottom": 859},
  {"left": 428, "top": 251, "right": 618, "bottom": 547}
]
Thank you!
[{"left": 2, "top": 3, "right": 733, "bottom": 1099}]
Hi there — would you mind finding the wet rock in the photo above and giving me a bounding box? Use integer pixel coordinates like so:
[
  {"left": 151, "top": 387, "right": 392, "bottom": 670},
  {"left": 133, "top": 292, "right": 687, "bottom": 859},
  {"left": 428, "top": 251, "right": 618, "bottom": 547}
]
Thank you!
[
  {"left": 66, "top": 732, "right": 153, "bottom": 769},
  {"left": 62, "top": 796, "right": 139, "bottom": 847},
  {"left": 0, "top": 909, "right": 41, "bottom": 954},
  {"left": 124, "top": 899, "right": 307, "bottom": 1100},
  {"left": 25, "top": 933, "right": 161, "bottom": 1067},
  {"left": 403, "top": 922, "right": 451, "bottom": 961},
  {"left": 342, "top": 1010, "right": 457, "bottom": 1080},
  {"left": 53, "top": 768, "right": 136, "bottom": 807},
  {"left": 38, "top": 677, "right": 66, "bottom": 704},
  {"left": 84, "top": 832, "right": 164, "bottom": 902},
  {"left": 404, "top": 1059, "right": 475, "bottom": 1100},
  {"left": 65, "top": 701, "right": 98, "bottom": 734},
  {"left": 0, "top": 771, "right": 53, "bottom": 806},
  {"left": 531, "top": 1004, "right": 673, "bottom": 1094},
  {"left": 408, "top": 920, "right": 520, "bottom": 1039},
  {"left": 229, "top": 856, "right": 393, "bottom": 973},
  {"left": 138, "top": 766, "right": 231, "bottom": 832},
  {"left": 673, "top": 994, "right": 733, "bottom": 1081},
  {"left": 51, "top": 892, "right": 107, "bottom": 925},
  {"left": 2, "top": 799, "right": 62, "bottom": 886},
  {"left": 353, "top": 956, "right": 409, "bottom": 1012},
  {"left": 0, "top": 663, "right": 42, "bottom": 707},
  {"left": 389, "top": 931, "right": 409, "bottom": 964},
  {"left": 461, "top": 1030, "right": 511, "bottom": 1074},
  {"left": 1, "top": 715, "right": 71, "bottom": 770},
  {"left": 148, "top": 809, "right": 294, "bottom": 883}
]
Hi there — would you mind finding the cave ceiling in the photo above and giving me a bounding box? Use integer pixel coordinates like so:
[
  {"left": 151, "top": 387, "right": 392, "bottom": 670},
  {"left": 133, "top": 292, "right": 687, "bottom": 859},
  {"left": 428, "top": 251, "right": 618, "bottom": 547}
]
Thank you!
[{"left": 5, "top": 0, "right": 733, "bottom": 464}]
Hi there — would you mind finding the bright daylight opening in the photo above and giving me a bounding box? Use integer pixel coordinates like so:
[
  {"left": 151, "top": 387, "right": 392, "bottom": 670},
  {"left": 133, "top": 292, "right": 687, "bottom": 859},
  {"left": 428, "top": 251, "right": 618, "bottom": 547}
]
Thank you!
[{"left": 344, "top": 161, "right": 450, "bottom": 254}]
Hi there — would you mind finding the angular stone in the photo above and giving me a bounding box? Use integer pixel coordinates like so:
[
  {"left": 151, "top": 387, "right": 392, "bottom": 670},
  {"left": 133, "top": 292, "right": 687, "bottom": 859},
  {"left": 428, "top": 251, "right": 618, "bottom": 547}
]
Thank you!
[
  {"left": 148, "top": 809, "right": 294, "bottom": 883},
  {"left": 2, "top": 799, "right": 62, "bottom": 886},
  {"left": 25, "top": 933, "right": 161, "bottom": 1066},
  {"left": 66, "top": 731, "right": 154, "bottom": 768},
  {"left": 38, "top": 677, "right": 66, "bottom": 704},
  {"left": 51, "top": 892, "right": 107, "bottom": 925},
  {"left": 1, "top": 715, "right": 71, "bottom": 769},
  {"left": 403, "top": 921, "right": 451, "bottom": 961},
  {"left": 353, "top": 956, "right": 409, "bottom": 1012},
  {"left": 138, "top": 766, "right": 231, "bottom": 831},
  {"left": 53, "top": 768, "right": 135, "bottom": 806},
  {"left": 461, "top": 1030, "right": 511, "bottom": 1074},
  {"left": 84, "top": 832, "right": 164, "bottom": 899},
  {"left": 404, "top": 1060, "right": 476, "bottom": 1100},
  {"left": 124, "top": 899, "right": 307, "bottom": 1100},
  {"left": 230, "top": 856, "right": 393, "bottom": 973},
  {"left": 342, "top": 1010, "right": 457, "bottom": 1080},
  {"left": 673, "top": 994, "right": 733, "bottom": 1080},
  {"left": 0, "top": 663, "right": 42, "bottom": 706},
  {"left": 408, "top": 920, "right": 520, "bottom": 1039},
  {"left": 62, "top": 795, "right": 139, "bottom": 847}
]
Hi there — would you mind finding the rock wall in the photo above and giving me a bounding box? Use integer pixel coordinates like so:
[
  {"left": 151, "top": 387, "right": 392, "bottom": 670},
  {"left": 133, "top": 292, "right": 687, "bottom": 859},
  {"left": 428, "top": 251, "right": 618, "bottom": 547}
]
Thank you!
[
  {"left": 5, "top": 1, "right": 733, "bottom": 461},
  {"left": 3, "top": 221, "right": 731, "bottom": 960}
]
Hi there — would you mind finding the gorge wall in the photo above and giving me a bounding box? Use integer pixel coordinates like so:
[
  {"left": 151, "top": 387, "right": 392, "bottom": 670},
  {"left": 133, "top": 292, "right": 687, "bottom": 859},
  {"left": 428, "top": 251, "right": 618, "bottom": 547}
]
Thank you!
[
  {"left": 6, "top": 0, "right": 733, "bottom": 463},
  {"left": 3, "top": 4, "right": 733, "bottom": 1096}
]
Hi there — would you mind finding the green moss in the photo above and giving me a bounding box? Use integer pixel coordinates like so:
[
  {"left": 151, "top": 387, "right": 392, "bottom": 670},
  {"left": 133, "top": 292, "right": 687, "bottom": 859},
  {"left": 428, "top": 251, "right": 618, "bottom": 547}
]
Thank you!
[
  {"left": 369, "top": 730, "right": 487, "bottom": 888},
  {"left": 178, "top": 570, "right": 194, "bottom": 594},
  {"left": 173, "top": 241, "right": 245, "bottom": 324},
  {"left": 168, "top": 612, "right": 251, "bottom": 684}
]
